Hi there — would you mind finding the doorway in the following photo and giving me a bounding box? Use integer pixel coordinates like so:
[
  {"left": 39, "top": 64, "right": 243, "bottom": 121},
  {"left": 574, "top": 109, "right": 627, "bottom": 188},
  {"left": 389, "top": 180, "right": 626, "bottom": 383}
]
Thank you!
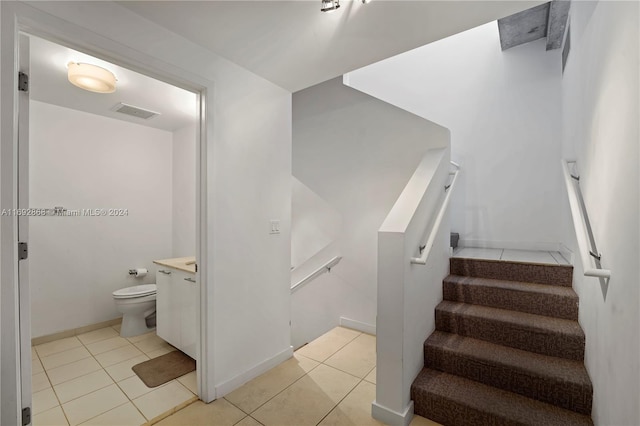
[{"left": 25, "top": 33, "right": 201, "bottom": 424}]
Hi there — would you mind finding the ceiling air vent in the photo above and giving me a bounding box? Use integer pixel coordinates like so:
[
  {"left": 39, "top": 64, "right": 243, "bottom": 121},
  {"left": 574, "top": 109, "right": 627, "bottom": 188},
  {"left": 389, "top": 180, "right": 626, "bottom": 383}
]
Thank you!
[{"left": 110, "top": 102, "right": 160, "bottom": 120}]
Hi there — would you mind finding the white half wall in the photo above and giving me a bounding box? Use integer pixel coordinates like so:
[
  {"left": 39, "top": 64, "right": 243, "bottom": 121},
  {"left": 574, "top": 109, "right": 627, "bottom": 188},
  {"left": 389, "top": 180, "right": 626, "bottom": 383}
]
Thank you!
[
  {"left": 376, "top": 148, "right": 451, "bottom": 424},
  {"left": 346, "top": 21, "right": 565, "bottom": 250},
  {"left": 172, "top": 124, "right": 196, "bottom": 258},
  {"left": 293, "top": 77, "right": 449, "bottom": 344},
  {"left": 560, "top": 1, "right": 639, "bottom": 424},
  {"left": 29, "top": 101, "right": 173, "bottom": 338}
]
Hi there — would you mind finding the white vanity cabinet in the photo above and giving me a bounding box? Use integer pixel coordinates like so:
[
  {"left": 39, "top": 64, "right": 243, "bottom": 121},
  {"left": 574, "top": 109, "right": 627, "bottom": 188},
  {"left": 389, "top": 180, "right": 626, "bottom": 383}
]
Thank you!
[{"left": 155, "top": 265, "right": 198, "bottom": 359}]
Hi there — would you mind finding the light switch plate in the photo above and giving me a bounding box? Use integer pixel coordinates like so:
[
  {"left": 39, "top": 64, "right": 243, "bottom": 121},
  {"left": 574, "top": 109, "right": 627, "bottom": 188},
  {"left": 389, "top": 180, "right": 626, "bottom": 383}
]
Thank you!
[{"left": 270, "top": 220, "right": 280, "bottom": 234}]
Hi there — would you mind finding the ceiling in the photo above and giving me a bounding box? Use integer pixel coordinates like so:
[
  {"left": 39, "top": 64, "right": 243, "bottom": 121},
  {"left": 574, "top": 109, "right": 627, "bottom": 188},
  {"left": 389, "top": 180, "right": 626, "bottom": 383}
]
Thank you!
[
  {"left": 29, "top": 35, "right": 197, "bottom": 132},
  {"left": 119, "top": 1, "right": 546, "bottom": 92}
]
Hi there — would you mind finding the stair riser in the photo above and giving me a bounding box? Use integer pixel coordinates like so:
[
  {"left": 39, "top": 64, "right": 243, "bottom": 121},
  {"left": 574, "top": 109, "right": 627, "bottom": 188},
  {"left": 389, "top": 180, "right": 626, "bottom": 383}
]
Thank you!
[
  {"left": 412, "top": 387, "right": 591, "bottom": 426},
  {"left": 412, "top": 389, "right": 522, "bottom": 426},
  {"left": 450, "top": 258, "right": 573, "bottom": 286},
  {"left": 435, "top": 309, "right": 585, "bottom": 360},
  {"left": 443, "top": 281, "right": 579, "bottom": 320},
  {"left": 425, "top": 345, "right": 593, "bottom": 414}
]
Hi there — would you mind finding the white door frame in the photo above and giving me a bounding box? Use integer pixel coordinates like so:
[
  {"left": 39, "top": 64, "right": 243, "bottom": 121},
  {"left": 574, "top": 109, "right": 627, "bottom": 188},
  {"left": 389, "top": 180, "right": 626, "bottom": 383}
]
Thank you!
[{"left": 1, "top": 4, "right": 215, "bottom": 424}]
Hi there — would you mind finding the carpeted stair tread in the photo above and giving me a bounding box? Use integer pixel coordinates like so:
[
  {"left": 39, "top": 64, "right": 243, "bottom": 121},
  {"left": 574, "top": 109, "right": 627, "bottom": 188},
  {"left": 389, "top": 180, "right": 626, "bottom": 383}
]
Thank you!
[
  {"left": 435, "top": 301, "right": 585, "bottom": 360},
  {"left": 443, "top": 275, "right": 579, "bottom": 320},
  {"left": 411, "top": 368, "right": 594, "bottom": 426},
  {"left": 425, "top": 331, "right": 592, "bottom": 414},
  {"left": 450, "top": 257, "right": 573, "bottom": 286}
]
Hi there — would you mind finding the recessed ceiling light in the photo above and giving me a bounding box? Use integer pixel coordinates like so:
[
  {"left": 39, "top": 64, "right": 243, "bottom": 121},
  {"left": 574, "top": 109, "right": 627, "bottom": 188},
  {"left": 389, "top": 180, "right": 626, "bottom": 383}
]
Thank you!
[
  {"left": 321, "top": 0, "right": 340, "bottom": 12},
  {"left": 67, "top": 62, "right": 117, "bottom": 93}
]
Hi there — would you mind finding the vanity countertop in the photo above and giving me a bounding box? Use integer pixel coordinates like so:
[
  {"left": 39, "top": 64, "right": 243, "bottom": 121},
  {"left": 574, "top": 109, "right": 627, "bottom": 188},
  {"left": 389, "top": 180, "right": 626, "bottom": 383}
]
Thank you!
[{"left": 153, "top": 256, "right": 196, "bottom": 274}]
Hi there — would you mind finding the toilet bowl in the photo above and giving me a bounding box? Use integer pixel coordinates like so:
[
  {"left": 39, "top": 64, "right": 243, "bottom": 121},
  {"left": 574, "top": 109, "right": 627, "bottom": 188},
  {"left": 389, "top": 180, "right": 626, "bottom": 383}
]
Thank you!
[{"left": 112, "top": 284, "right": 157, "bottom": 337}]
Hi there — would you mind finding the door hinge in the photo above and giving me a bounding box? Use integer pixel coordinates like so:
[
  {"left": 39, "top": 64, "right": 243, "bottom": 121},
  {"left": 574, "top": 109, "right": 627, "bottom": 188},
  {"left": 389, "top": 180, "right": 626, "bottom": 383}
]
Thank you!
[
  {"left": 18, "top": 72, "right": 29, "bottom": 92},
  {"left": 18, "top": 242, "right": 28, "bottom": 261},
  {"left": 195, "top": 263, "right": 198, "bottom": 273},
  {"left": 22, "top": 407, "right": 31, "bottom": 426}
]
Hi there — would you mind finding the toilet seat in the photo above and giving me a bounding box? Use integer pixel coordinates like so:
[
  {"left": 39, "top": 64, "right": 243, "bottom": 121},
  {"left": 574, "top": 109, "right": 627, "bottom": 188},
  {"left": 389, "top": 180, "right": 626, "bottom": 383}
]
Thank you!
[{"left": 113, "top": 284, "right": 157, "bottom": 299}]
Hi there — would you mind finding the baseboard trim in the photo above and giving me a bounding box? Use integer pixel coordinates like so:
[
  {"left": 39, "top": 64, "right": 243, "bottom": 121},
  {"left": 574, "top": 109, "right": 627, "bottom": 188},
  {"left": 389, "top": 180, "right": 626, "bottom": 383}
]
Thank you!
[
  {"left": 32, "top": 317, "right": 122, "bottom": 346},
  {"left": 215, "top": 346, "right": 294, "bottom": 397},
  {"left": 340, "top": 317, "right": 376, "bottom": 335},
  {"left": 460, "top": 239, "right": 562, "bottom": 252},
  {"left": 372, "top": 400, "right": 414, "bottom": 426}
]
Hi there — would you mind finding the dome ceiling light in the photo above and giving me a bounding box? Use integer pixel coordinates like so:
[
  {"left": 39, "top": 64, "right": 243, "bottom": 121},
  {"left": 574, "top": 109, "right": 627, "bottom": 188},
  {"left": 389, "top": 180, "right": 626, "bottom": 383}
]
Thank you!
[{"left": 67, "top": 62, "right": 117, "bottom": 93}]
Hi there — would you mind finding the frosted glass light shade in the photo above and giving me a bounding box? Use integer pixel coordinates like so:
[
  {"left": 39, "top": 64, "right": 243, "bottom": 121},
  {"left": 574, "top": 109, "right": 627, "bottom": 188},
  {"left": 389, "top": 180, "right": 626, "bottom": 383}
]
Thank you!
[{"left": 67, "top": 62, "right": 116, "bottom": 93}]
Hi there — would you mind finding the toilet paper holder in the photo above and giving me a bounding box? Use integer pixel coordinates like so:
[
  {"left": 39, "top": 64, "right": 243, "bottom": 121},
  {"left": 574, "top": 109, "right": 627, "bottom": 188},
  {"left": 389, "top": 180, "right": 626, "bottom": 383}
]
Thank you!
[{"left": 128, "top": 268, "right": 148, "bottom": 277}]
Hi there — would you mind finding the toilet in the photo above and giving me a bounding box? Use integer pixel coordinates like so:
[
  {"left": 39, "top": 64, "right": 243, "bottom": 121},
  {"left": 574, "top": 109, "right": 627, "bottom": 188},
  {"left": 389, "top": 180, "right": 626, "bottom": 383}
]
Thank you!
[{"left": 112, "top": 284, "right": 157, "bottom": 337}]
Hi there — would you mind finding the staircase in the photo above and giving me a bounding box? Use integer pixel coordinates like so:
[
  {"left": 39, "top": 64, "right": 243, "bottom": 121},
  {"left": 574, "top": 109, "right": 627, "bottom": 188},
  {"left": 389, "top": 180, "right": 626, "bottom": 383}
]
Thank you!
[{"left": 411, "top": 257, "right": 594, "bottom": 426}]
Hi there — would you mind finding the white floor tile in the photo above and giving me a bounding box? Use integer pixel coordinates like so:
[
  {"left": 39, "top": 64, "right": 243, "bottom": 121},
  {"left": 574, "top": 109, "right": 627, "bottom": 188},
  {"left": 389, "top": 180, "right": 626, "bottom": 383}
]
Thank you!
[
  {"left": 453, "top": 247, "right": 503, "bottom": 260},
  {"left": 79, "top": 402, "right": 146, "bottom": 426},
  {"left": 35, "top": 337, "right": 82, "bottom": 358},
  {"left": 32, "top": 388, "right": 59, "bottom": 415},
  {"left": 117, "top": 375, "right": 156, "bottom": 400},
  {"left": 33, "top": 405, "right": 69, "bottom": 426},
  {"left": 146, "top": 346, "right": 176, "bottom": 359},
  {"left": 104, "top": 355, "right": 149, "bottom": 382},
  {"left": 501, "top": 249, "right": 558, "bottom": 264},
  {"left": 176, "top": 371, "right": 198, "bottom": 395},
  {"left": 47, "top": 357, "right": 103, "bottom": 386},
  {"left": 77, "top": 328, "right": 119, "bottom": 346},
  {"left": 40, "top": 346, "right": 92, "bottom": 370},
  {"left": 32, "top": 357, "right": 44, "bottom": 375},
  {"left": 32, "top": 372, "right": 52, "bottom": 393},
  {"left": 132, "top": 381, "right": 196, "bottom": 421},
  {"left": 550, "top": 251, "right": 571, "bottom": 265},
  {"left": 95, "top": 345, "right": 144, "bottom": 368},
  {"left": 54, "top": 370, "right": 114, "bottom": 404},
  {"left": 86, "top": 337, "right": 130, "bottom": 356},
  {"left": 62, "top": 384, "right": 128, "bottom": 425}
]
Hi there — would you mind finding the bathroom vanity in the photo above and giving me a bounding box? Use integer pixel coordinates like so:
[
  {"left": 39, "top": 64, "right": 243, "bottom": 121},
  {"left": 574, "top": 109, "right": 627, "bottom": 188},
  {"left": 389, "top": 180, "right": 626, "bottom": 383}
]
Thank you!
[{"left": 153, "top": 257, "right": 197, "bottom": 359}]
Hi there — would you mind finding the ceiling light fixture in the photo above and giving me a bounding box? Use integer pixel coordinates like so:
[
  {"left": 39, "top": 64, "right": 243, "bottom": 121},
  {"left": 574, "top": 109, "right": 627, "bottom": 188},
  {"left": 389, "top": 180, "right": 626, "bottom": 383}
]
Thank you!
[
  {"left": 67, "top": 62, "right": 117, "bottom": 93},
  {"left": 321, "top": 0, "right": 340, "bottom": 12}
]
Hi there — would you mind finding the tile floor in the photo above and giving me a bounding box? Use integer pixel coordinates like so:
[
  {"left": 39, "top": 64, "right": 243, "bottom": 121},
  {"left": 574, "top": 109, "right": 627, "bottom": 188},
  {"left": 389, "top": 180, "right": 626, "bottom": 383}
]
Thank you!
[
  {"left": 33, "top": 325, "right": 438, "bottom": 425},
  {"left": 158, "top": 327, "right": 440, "bottom": 426},
  {"left": 453, "top": 247, "right": 570, "bottom": 265},
  {"left": 32, "top": 324, "right": 198, "bottom": 425}
]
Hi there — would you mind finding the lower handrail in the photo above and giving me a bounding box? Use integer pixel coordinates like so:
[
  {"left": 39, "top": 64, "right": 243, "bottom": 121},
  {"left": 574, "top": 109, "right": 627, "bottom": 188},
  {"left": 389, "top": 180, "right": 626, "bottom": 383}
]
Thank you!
[{"left": 291, "top": 256, "right": 342, "bottom": 293}]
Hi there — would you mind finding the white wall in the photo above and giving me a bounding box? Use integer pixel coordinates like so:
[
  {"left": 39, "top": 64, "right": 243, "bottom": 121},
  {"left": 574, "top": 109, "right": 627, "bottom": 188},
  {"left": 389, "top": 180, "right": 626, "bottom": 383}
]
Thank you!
[
  {"left": 291, "top": 177, "right": 341, "bottom": 270},
  {"left": 346, "top": 22, "right": 565, "bottom": 251},
  {"left": 1, "top": 1, "right": 291, "bottom": 405},
  {"left": 561, "top": 1, "right": 639, "bottom": 424},
  {"left": 293, "top": 77, "right": 449, "bottom": 344},
  {"left": 172, "top": 123, "right": 196, "bottom": 257},
  {"left": 29, "top": 101, "right": 173, "bottom": 338}
]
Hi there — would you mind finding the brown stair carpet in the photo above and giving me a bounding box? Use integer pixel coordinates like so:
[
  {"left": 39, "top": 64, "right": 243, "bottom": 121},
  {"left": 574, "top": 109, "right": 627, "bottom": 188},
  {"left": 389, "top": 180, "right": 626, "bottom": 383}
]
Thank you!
[
  {"left": 443, "top": 275, "right": 579, "bottom": 320},
  {"left": 412, "top": 257, "right": 594, "bottom": 425},
  {"left": 435, "top": 300, "right": 585, "bottom": 360},
  {"left": 424, "top": 331, "right": 592, "bottom": 414},
  {"left": 450, "top": 257, "right": 573, "bottom": 286},
  {"left": 412, "top": 369, "right": 593, "bottom": 426}
]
